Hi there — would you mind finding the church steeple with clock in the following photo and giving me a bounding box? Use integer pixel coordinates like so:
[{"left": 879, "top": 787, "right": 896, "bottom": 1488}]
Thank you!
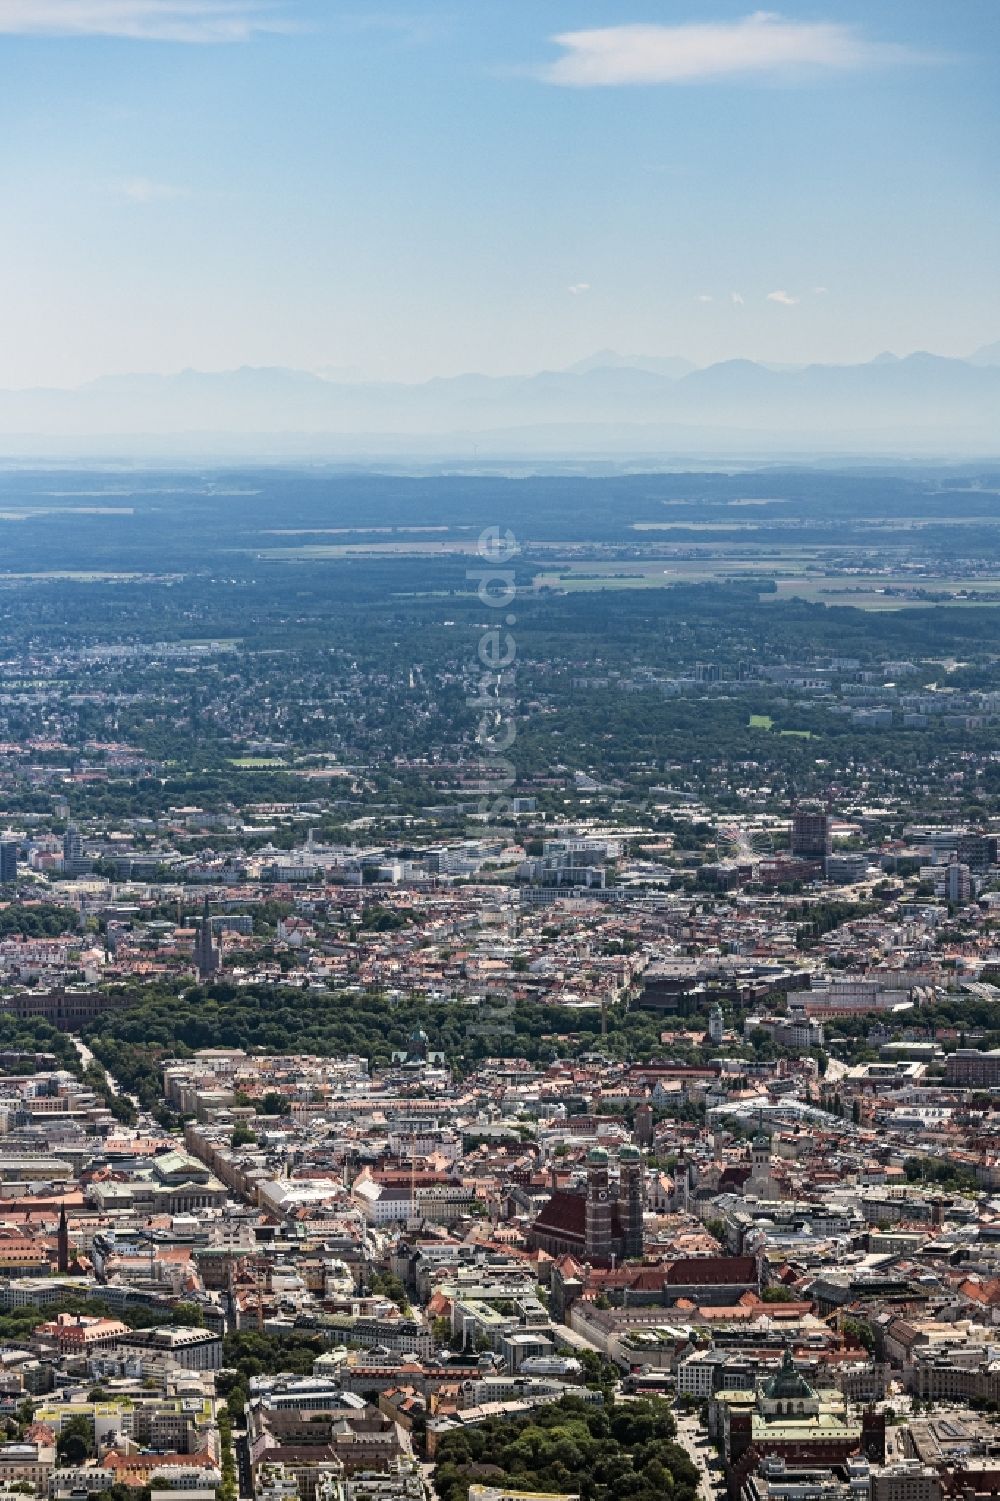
[{"left": 584, "top": 1147, "right": 613, "bottom": 1262}]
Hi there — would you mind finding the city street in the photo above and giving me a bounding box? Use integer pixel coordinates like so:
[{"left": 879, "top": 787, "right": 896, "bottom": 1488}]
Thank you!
[
  {"left": 72, "top": 1036, "right": 144, "bottom": 1116},
  {"left": 236, "top": 1432, "right": 253, "bottom": 1500},
  {"left": 674, "top": 1407, "right": 723, "bottom": 1501}
]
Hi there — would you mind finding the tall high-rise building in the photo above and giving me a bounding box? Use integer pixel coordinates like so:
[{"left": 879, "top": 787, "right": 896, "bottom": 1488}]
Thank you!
[
  {"left": 944, "top": 860, "right": 972, "bottom": 906},
  {"left": 957, "top": 832, "right": 994, "bottom": 875},
  {"left": 0, "top": 842, "right": 17, "bottom": 884},
  {"left": 791, "top": 804, "right": 832, "bottom": 859},
  {"left": 63, "top": 824, "right": 82, "bottom": 868}
]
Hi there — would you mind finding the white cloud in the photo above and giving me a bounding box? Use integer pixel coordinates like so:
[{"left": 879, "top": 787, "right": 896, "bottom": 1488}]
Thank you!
[
  {"left": 731, "top": 291, "right": 745, "bottom": 305},
  {"left": 0, "top": 1, "right": 292, "bottom": 43},
  {"left": 112, "top": 176, "right": 188, "bottom": 202},
  {"left": 568, "top": 283, "right": 591, "bottom": 295},
  {"left": 697, "top": 293, "right": 714, "bottom": 303},
  {"left": 814, "top": 285, "right": 829, "bottom": 295},
  {"left": 766, "top": 289, "right": 799, "bottom": 305},
  {"left": 538, "top": 12, "right": 916, "bottom": 87}
]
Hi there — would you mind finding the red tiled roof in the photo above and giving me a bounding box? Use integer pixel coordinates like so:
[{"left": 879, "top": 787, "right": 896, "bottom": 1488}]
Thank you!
[
  {"left": 664, "top": 1255, "right": 757, "bottom": 1286},
  {"left": 104, "top": 1451, "right": 217, "bottom": 1473},
  {"left": 531, "top": 1191, "right": 586, "bottom": 1239}
]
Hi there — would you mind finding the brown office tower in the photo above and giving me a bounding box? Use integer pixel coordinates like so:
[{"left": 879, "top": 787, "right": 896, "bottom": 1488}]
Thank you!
[{"left": 791, "top": 804, "right": 832, "bottom": 859}]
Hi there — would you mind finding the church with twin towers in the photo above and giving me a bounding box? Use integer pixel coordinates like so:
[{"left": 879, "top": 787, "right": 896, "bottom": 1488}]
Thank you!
[{"left": 528, "top": 1145, "right": 645, "bottom": 1266}]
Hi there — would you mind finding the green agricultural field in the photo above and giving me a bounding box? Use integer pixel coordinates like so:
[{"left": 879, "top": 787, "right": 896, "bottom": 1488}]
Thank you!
[
  {"left": 748, "top": 715, "right": 810, "bottom": 738},
  {"left": 765, "top": 574, "right": 1000, "bottom": 609},
  {"left": 0, "top": 571, "right": 147, "bottom": 581},
  {"left": 256, "top": 540, "right": 480, "bottom": 559},
  {"left": 534, "top": 571, "right": 677, "bottom": 591}
]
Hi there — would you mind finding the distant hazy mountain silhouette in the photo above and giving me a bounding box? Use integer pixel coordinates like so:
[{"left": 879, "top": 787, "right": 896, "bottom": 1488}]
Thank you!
[
  {"left": 0, "top": 348, "right": 997, "bottom": 456},
  {"left": 968, "top": 339, "right": 1000, "bottom": 367}
]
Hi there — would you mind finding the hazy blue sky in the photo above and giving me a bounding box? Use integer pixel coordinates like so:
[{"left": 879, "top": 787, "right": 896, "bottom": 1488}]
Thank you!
[{"left": 0, "top": 0, "right": 997, "bottom": 386}]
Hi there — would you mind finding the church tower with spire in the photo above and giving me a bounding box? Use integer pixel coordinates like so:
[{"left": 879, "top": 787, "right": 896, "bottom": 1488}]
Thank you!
[
  {"left": 195, "top": 896, "right": 220, "bottom": 979},
  {"left": 57, "top": 1205, "right": 69, "bottom": 1274}
]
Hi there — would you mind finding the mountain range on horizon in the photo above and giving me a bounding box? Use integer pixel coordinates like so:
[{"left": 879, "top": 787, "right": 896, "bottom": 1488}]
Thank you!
[{"left": 1, "top": 343, "right": 998, "bottom": 458}]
